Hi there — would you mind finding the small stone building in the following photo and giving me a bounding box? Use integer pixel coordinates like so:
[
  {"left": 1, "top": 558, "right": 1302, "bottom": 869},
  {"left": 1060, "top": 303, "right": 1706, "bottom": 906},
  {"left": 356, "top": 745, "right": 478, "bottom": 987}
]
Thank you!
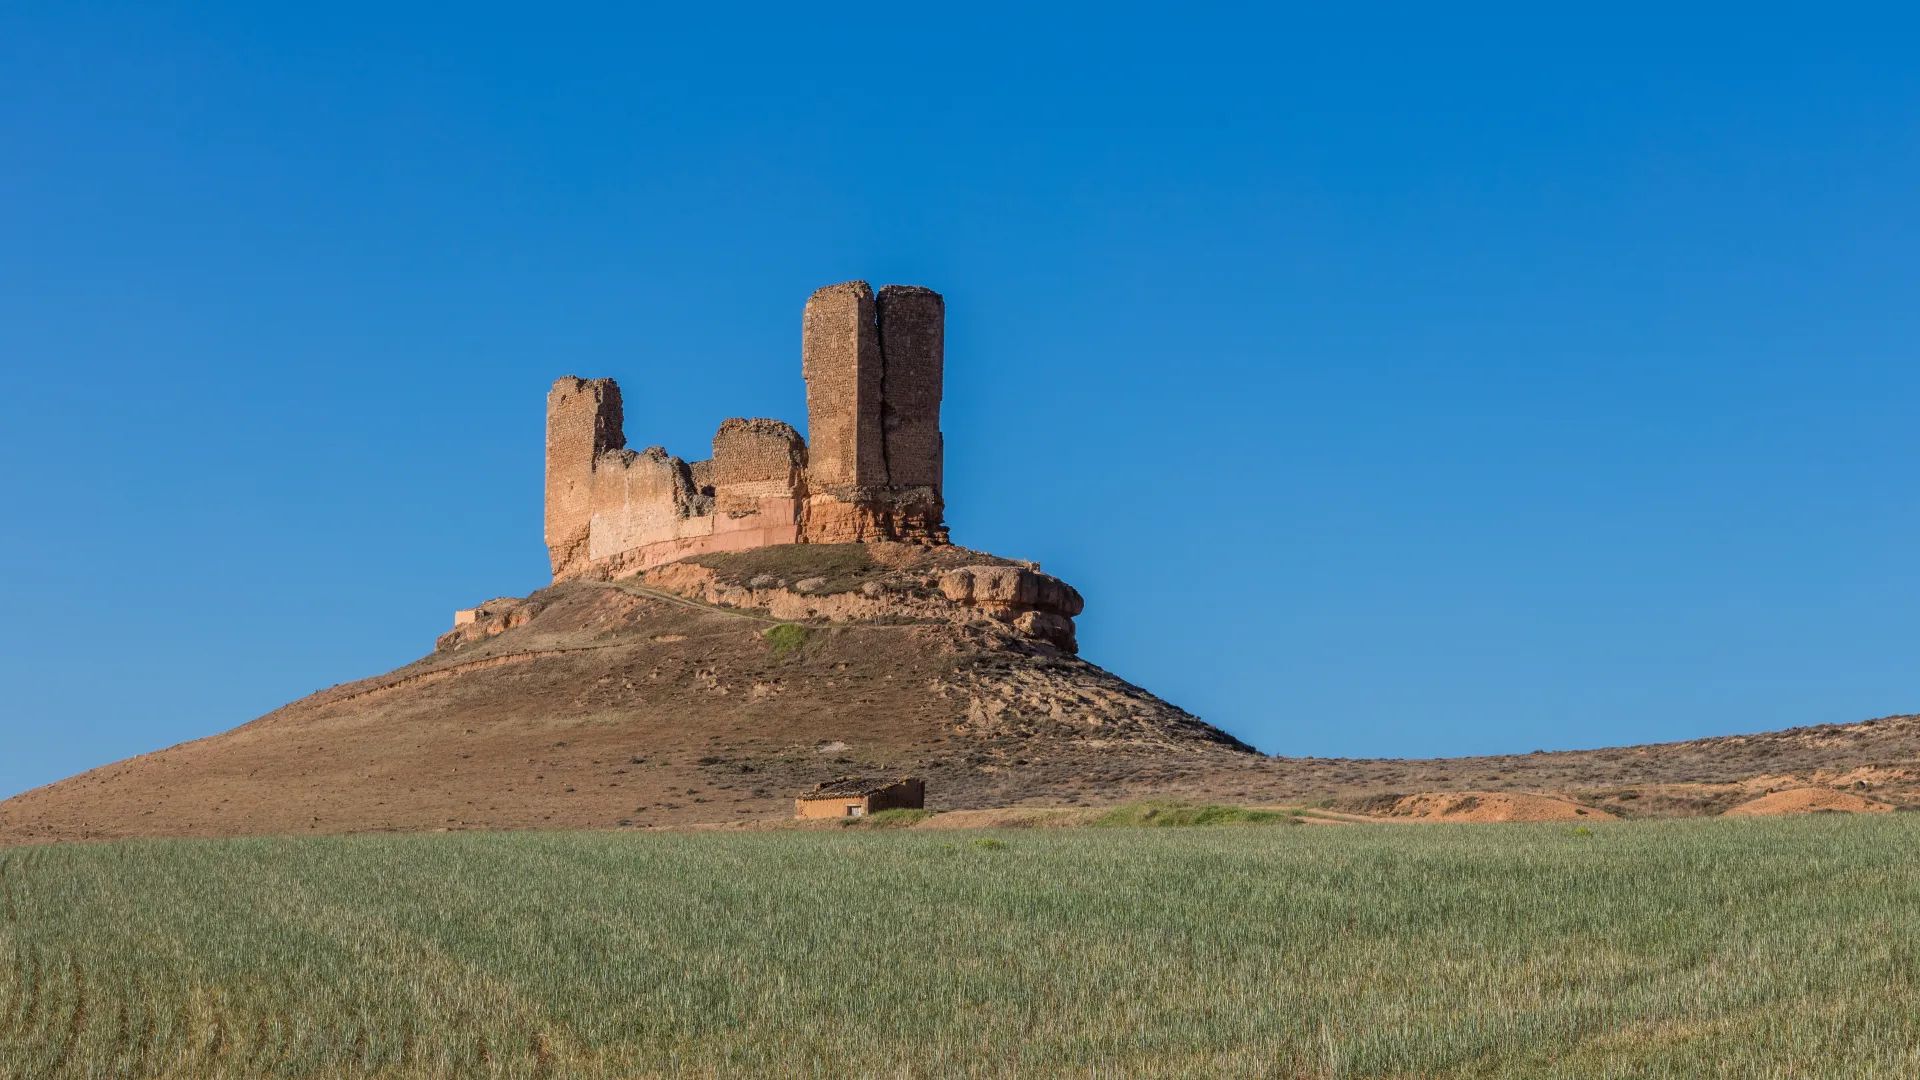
[{"left": 794, "top": 777, "right": 926, "bottom": 819}]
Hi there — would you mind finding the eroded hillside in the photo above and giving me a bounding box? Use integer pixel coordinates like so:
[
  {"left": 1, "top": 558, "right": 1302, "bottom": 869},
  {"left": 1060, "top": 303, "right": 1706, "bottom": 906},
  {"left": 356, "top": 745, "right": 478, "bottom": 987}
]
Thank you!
[{"left": 0, "top": 546, "right": 1253, "bottom": 843}]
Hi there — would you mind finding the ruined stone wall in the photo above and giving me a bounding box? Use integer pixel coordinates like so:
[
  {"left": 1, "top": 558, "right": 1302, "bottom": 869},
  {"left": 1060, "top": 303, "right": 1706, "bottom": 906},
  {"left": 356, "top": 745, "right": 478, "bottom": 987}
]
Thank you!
[
  {"left": 712, "top": 418, "right": 805, "bottom": 516},
  {"left": 546, "top": 390, "right": 808, "bottom": 579},
  {"left": 585, "top": 446, "right": 708, "bottom": 560},
  {"left": 687, "top": 458, "right": 714, "bottom": 498},
  {"left": 545, "top": 280, "right": 948, "bottom": 581}
]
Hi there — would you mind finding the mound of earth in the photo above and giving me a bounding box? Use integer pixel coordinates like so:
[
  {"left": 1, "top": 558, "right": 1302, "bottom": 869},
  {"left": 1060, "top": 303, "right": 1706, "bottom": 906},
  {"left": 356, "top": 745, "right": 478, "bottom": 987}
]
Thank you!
[
  {"left": 1723, "top": 788, "right": 1895, "bottom": 817},
  {"left": 1377, "top": 791, "right": 1596, "bottom": 823},
  {"left": 0, "top": 545, "right": 1253, "bottom": 844}
]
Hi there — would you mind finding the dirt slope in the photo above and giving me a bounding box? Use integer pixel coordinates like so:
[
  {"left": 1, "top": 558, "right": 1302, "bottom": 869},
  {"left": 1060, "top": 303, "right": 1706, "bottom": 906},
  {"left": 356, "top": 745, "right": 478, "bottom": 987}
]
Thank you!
[
  {"left": 1723, "top": 788, "right": 1895, "bottom": 816},
  {"left": 0, "top": 571, "right": 1252, "bottom": 844},
  {"left": 1379, "top": 792, "right": 1597, "bottom": 823}
]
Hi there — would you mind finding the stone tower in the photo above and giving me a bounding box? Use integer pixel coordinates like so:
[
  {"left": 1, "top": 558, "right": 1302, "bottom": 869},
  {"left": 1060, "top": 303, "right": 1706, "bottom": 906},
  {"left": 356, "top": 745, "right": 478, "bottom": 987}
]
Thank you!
[
  {"left": 543, "top": 376, "right": 625, "bottom": 579},
  {"left": 799, "top": 281, "right": 947, "bottom": 543}
]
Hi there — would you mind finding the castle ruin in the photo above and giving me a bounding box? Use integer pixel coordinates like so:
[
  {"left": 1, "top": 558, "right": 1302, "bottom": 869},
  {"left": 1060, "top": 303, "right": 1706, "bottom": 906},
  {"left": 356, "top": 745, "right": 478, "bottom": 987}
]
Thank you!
[{"left": 544, "top": 281, "right": 950, "bottom": 581}]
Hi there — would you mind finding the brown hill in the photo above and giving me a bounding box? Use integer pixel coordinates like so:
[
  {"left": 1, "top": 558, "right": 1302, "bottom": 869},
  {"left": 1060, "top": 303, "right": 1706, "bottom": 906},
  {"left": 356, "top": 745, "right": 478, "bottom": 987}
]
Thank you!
[
  {"left": 0, "top": 545, "right": 1254, "bottom": 844},
  {"left": 4, "top": 542, "right": 1918, "bottom": 843}
]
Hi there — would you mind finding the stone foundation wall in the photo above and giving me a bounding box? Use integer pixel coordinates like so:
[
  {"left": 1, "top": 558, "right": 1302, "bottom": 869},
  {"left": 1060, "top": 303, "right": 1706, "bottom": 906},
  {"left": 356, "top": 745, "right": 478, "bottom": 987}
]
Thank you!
[{"left": 800, "top": 486, "right": 947, "bottom": 544}]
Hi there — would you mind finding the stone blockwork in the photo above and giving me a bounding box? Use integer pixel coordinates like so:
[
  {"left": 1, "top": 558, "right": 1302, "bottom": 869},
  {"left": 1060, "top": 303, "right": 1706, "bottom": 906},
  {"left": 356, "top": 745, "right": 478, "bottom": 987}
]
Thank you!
[
  {"left": 800, "top": 282, "right": 884, "bottom": 491},
  {"left": 876, "top": 284, "right": 944, "bottom": 490},
  {"left": 798, "top": 281, "right": 949, "bottom": 544},
  {"left": 712, "top": 418, "right": 805, "bottom": 517},
  {"left": 542, "top": 281, "right": 951, "bottom": 581}
]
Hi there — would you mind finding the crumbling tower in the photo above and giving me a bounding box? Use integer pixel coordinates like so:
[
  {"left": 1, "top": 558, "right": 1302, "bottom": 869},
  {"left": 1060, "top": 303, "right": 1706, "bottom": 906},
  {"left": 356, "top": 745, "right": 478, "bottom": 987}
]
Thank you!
[
  {"left": 544, "top": 376, "right": 626, "bottom": 578},
  {"left": 800, "top": 281, "right": 948, "bottom": 543}
]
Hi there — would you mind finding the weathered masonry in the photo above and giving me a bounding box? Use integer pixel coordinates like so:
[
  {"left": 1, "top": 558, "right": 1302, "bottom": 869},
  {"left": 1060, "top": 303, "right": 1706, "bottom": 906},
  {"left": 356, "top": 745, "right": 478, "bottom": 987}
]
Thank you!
[{"left": 544, "top": 282, "right": 949, "bottom": 581}]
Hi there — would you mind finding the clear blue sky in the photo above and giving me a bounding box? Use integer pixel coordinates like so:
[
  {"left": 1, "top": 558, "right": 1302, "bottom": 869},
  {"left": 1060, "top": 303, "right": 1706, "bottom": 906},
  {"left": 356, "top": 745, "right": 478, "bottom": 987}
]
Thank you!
[{"left": 3, "top": 3, "right": 1917, "bottom": 799}]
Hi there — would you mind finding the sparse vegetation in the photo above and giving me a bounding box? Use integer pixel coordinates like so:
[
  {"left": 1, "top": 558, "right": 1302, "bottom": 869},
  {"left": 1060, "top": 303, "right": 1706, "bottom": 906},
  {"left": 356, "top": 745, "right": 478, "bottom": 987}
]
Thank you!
[
  {"left": 1328, "top": 791, "right": 1409, "bottom": 814},
  {"left": 1091, "top": 800, "right": 1298, "bottom": 827},
  {"left": 691, "top": 541, "right": 878, "bottom": 591},
  {"left": 843, "top": 808, "right": 937, "bottom": 828},
  {"left": 5, "top": 818, "right": 1920, "bottom": 1076},
  {"left": 762, "top": 622, "right": 808, "bottom": 656}
]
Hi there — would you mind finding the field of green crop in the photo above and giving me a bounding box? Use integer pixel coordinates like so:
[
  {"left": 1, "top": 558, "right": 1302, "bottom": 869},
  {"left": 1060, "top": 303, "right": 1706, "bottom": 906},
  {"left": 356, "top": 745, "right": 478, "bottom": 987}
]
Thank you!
[{"left": 3, "top": 816, "right": 1919, "bottom": 1078}]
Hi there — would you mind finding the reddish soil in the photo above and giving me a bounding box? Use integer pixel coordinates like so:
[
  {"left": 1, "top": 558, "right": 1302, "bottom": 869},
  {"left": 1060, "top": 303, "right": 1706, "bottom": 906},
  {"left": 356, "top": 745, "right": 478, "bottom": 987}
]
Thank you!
[
  {"left": 1722, "top": 788, "right": 1895, "bottom": 817},
  {"left": 1379, "top": 791, "right": 1597, "bottom": 823}
]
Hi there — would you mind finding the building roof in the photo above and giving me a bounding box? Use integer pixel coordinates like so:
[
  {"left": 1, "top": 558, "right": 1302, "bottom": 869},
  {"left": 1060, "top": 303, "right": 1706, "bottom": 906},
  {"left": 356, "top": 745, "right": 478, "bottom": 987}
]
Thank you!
[{"left": 799, "top": 776, "right": 919, "bottom": 799}]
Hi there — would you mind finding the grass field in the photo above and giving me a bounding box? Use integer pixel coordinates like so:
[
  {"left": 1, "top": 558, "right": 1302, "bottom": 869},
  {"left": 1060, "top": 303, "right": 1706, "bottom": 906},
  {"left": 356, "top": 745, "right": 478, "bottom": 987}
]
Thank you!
[{"left": 3, "top": 817, "right": 1918, "bottom": 1078}]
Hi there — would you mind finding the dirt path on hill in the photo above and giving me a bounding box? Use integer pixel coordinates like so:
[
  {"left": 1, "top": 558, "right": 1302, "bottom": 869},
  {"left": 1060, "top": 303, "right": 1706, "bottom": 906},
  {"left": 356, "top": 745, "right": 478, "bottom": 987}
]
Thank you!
[{"left": 610, "top": 580, "right": 786, "bottom": 623}]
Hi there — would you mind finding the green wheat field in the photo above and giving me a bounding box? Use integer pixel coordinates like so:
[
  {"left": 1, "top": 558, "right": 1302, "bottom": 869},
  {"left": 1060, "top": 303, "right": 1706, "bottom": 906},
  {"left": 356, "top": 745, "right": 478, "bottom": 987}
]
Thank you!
[{"left": 3, "top": 816, "right": 1918, "bottom": 1078}]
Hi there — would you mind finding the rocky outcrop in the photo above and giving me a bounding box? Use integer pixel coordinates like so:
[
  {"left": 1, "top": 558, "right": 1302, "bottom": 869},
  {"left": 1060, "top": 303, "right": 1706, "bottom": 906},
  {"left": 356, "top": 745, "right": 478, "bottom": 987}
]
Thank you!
[
  {"left": 437, "top": 596, "right": 542, "bottom": 651},
  {"left": 533, "top": 541, "right": 1090, "bottom": 653},
  {"left": 581, "top": 547, "right": 1086, "bottom": 654},
  {"left": 938, "top": 566, "right": 1083, "bottom": 652}
]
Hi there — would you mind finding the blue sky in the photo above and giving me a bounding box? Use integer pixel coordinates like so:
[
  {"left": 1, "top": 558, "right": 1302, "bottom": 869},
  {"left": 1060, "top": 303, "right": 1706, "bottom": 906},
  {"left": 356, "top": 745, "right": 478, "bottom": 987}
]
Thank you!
[{"left": 3, "top": 3, "right": 1917, "bottom": 799}]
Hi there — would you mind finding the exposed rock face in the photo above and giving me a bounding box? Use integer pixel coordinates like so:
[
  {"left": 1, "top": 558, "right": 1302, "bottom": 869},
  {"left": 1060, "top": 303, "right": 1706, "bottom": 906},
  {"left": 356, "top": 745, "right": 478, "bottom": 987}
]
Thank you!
[
  {"left": 631, "top": 546, "right": 1084, "bottom": 654},
  {"left": 939, "top": 566, "right": 1084, "bottom": 652},
  {"left": 438, "top": 596, "right": 540, "bottom": 651},
  {"left": 544, "top": 280, "right": 950, "bottom": 583}
]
